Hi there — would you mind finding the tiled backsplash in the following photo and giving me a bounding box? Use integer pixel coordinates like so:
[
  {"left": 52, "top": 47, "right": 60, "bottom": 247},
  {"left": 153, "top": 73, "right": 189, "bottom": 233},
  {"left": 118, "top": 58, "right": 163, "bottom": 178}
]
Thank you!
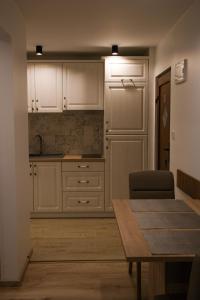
[{"left": 29, "top": 111, "right": 104, "bottom": 155}]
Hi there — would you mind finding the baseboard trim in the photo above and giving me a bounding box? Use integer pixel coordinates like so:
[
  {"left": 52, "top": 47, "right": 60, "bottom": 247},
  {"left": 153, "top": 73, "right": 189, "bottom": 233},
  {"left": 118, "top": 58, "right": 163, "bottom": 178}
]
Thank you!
[
  {"left": 31, "top": 212, "right": 115, "bottom": 218},
  {"left": 0, "top": 248, "right": 33, "bottom": 287},
  {"left": 177, "top": 169, "right": 200, "bottom": 199}
]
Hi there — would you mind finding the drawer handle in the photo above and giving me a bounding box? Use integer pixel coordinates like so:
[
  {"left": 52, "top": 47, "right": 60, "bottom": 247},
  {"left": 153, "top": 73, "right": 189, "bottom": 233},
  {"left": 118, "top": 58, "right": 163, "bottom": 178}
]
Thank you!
[
  {"left": 78, "top": 180, "right": 90, "bottom": 184},
  {"left": 78, "top": 200, "right": 90, "bottom": 204},
  {"left": 77, "top": 165, "right": 89, "bottom": 168}
]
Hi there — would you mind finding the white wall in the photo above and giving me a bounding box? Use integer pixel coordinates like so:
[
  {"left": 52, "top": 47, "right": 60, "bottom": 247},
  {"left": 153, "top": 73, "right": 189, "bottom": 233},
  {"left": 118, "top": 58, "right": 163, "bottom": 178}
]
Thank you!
[
  {"left": 153, "top": 0, "right": 200, "bottom": 199},
  {"left": 148, "top": 47, "right": 156, "bottom": 169},
  {"left": 0, "top": 0, "right": 30, "bottom": 281}
]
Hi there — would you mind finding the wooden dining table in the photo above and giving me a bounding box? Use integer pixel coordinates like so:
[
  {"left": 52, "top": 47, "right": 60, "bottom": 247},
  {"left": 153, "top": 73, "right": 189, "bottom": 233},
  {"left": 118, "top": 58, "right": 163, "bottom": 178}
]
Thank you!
[{"left": 112, "top": 198, "right": 200, "bottom": 300}]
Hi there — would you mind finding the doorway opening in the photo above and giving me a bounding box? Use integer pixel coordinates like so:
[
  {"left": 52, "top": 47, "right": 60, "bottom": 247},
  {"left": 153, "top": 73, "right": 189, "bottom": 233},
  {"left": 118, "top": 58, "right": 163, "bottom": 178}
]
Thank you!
[{"left": 155, "top": 68, "right": 171, "bottom": 170}]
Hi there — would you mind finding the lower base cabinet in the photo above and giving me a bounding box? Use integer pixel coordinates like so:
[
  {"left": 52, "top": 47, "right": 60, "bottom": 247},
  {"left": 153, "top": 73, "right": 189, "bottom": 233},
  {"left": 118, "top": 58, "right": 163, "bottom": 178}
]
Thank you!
[
  {"left": 62, "top": 161, "right": 105, "bottom": 213},
  {"left": 30, "top": 160, "right": 105, "bottom": 214},
  {"left": 105, "top": 135, "right": 148, "bottom": 211},
  {"left": 30, "top": 162, "right": 62, "bottom": 212}
]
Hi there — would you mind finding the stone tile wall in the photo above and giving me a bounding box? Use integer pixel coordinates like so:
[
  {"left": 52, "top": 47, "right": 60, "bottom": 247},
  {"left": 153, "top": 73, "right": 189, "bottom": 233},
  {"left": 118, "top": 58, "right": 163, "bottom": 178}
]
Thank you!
[{"left": 28, "top": 111, "right": 103, "bottom": 155}]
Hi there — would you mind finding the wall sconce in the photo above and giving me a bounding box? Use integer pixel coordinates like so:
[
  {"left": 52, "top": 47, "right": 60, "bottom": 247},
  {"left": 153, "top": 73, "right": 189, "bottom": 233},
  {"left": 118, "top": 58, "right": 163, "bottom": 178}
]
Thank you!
[
  {"left": 36, "top": 45, "right": 43, "bottom": 56},
  {"left": 112, "top": 45, "right": 119, "bottom": 56}
]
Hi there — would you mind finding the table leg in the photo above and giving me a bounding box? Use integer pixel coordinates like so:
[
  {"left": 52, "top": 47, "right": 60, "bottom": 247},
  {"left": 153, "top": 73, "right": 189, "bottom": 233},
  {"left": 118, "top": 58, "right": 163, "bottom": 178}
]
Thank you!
[
  {"left": 129, "top": 262, "right": 133, "bottom": 275},
  {"left": 136, "top": 262, "right": 142, "bottom": 300}
]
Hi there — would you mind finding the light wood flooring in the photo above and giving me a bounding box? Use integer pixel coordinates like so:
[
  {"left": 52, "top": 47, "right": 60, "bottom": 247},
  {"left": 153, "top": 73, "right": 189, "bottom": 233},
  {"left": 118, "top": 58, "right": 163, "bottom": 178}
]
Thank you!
[
  {"left": 31, "top": 218, "right": 125, "bottom": 261},
  {"left": 0, "top": 218, "right": 149, "bottom": 300},
  {"left": 0, "top": 262, "right": 149, "bottom": 300}
]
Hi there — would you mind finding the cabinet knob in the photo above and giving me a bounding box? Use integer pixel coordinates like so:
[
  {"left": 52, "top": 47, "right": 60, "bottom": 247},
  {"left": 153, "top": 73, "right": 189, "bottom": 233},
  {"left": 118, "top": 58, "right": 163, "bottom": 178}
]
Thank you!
[
  {"left": 32, "top": 99, "right": 34, "bottom": 102},
  {"left": 29, "top": 173, "right": 32, "bottom": 176},
  {"left": 34, "top": 173, "right": 37, "bottom": 176},
  {"left": 32, "top": 107, "right": 34, "bottom": 112},
  {"left": 36, "top": 99, "right": 39, "bottom": 102},
  {"left": 36, "top": 107, "right": 38, "bottom": 111}
]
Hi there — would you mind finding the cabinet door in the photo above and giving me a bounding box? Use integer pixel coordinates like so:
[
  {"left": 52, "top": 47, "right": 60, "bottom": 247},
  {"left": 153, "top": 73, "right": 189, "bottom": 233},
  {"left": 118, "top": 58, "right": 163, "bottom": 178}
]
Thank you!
[
  {"left": 105, "top": 135, "right": 147, "bottom": 211},
  {"left": 105, "top": 57, "right": 148, "bottom": 82},
  {"left": 63, "top": 62, "right": 103, "bottom": 110},
  {"left": 33, "top": 162, "right": 62, "bottom": 212},
  {"left": 34, "top": 63, "right": 63, "bottom": 112},
  {"left": 105, "top": 82, "right": 148, "bottom": 134},
  {"left": 27, "top": 63, "right": 35, "bottom": 113}
]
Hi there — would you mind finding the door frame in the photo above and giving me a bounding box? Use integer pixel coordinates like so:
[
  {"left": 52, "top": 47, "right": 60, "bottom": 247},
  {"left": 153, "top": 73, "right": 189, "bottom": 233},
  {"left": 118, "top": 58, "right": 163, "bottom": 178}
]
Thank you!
[{"left": 155, "top": 67, "right": 171, "bottom": 170}]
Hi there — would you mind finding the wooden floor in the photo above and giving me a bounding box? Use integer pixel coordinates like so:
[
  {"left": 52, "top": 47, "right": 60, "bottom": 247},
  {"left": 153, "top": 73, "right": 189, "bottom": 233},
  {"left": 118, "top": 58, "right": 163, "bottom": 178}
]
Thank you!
[
  {"left": 0, "top": 218, "right": 149, "bottom": 300},
  {"left": 31, "top": 218, "right": 125, "bottom": 261},
  {"left": 0, "top": 262, "right": 149, "bottom": 300}
]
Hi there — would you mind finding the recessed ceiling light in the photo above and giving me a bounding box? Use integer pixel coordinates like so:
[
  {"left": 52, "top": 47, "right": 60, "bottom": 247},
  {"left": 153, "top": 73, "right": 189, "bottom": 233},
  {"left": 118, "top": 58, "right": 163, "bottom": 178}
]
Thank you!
[
  {"left": 36, "top": 45, "right": 43, "bottom": 56},
  {"left": 112, "top": 45, "right": 119, "bottom": 56}
]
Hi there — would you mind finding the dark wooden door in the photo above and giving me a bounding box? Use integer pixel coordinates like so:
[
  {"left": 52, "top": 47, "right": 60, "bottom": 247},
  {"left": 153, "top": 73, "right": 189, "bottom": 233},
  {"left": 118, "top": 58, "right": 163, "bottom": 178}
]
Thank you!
[{"left": 156, "top": 69, "right": 171, "bottom": 170}]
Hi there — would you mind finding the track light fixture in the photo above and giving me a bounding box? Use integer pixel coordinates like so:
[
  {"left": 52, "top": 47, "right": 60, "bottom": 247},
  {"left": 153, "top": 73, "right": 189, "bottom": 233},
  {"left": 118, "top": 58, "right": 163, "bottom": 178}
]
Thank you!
[
  {"left": 112, "top": 44, "right": 119, "bottom": 56},
  {"left": 36, "top": 45, "right": 43, "bottom": 56}
]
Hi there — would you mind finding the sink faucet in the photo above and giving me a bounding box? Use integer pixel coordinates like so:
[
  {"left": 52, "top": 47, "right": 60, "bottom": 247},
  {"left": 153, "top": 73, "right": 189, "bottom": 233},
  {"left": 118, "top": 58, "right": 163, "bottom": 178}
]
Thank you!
[{"left": 35, "top": 134, "right": 43, "bottom": 155}]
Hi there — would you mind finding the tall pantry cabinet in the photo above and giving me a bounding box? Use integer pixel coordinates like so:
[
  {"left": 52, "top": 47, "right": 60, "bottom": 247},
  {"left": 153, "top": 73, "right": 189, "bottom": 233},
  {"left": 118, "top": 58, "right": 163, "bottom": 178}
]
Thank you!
[{"left": 104, "top": 57, "right": 148, "bottom": 211}]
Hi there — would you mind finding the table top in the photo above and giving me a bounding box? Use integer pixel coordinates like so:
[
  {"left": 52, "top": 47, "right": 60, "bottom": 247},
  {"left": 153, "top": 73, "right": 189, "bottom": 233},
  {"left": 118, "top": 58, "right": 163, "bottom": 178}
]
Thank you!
[{"left": 112, "top": 199, "right": 200, "bottom": 262}]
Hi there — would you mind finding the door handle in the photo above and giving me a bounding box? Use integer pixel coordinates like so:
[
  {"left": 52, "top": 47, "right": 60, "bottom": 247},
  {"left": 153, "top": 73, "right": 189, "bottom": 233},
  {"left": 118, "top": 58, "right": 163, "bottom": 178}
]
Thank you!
[
  {"left": 77, "top": 165, "right": 89, "bottom": 169},
  {"left": 77, "top": 180, "right": 90, "bottom": 184}
]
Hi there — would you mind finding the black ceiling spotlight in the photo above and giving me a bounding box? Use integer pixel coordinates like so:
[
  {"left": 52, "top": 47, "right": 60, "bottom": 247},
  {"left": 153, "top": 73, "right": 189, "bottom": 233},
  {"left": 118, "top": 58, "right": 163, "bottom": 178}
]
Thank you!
[
  {"left": 36, "top": 45, "right": 43, "bottom": 56},
  {"left": 112, "top": 44, "right": 119, "bottom": 56}
]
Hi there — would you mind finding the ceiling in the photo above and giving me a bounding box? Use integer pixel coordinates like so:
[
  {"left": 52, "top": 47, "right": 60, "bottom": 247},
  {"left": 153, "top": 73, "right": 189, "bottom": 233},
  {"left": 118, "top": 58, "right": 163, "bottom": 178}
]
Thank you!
[{"left": 15, "top": 0, "right": 194, "bottom": 56}]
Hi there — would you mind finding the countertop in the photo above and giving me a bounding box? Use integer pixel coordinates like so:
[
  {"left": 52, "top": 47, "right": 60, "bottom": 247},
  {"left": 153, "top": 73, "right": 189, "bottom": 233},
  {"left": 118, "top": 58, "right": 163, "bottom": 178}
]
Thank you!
[{"left": 29, "top": 154, "right": 105, "bottom": 162}]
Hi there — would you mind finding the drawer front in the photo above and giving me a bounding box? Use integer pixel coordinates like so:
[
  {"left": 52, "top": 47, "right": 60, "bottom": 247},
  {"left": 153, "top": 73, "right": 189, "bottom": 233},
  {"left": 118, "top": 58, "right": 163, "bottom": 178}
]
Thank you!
[
  {"left": 62, "top": 161, "right": 104, "bottom": 172},
  {"left": 62, "top": 172, "right": 104, "bottom": 191},
  {"left": 63, "top": 191, "right": 104, "bottom": 212}
]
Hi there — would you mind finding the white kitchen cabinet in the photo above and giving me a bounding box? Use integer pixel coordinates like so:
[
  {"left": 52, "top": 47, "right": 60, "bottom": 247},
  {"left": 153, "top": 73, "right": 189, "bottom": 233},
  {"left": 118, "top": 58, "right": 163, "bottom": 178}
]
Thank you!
[
  {"left": 62, "top": 172, "right": 104, "bottom": 192},
  {"left": 30, "top": 162, "right": 62, "bottom": 212},
  {"left": 63, "top": 62, "right": 104, "bottom": 110},
  {"left": 27, "top": 63, "right": 63, "bottom": 113},
  {"left": 63, "top": 191, "right": 104, "bottom": 212},
  {"left": 62, "top": 161, "right": 105, "bottom": 212},
  {"left": 105, "top": 57, "right": 148, "bottom": 82},
  {"left": 105, "top": 135, "right": 147, "bottom": 211},
  {"left": 105, "top": 82, "right": 148, "bottom": 135}
]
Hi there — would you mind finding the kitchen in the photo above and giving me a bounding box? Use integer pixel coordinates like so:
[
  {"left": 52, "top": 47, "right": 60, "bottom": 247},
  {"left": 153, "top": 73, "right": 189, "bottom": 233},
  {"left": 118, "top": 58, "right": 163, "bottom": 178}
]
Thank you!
[
  {"left": 0, "top": 0, "right": 200, "bottom": 299},
  {"left": 28, "top": 58, "right": 148, "bottom": 216}
]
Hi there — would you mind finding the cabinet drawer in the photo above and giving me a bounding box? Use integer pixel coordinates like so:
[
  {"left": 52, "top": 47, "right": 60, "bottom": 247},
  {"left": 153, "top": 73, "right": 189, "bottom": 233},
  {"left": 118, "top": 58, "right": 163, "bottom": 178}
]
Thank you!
[
  {"left": 62, "top": 161, "right": 104, "bottom": 172},
  {"left": 62, "top": 172, "right": 104, "bottom": 191},
  {"left": 63, "top": 191, "right": 104, "bottom": 212},
  {"left": 105, "top": 58, "right": 148, "bottom": 82}
]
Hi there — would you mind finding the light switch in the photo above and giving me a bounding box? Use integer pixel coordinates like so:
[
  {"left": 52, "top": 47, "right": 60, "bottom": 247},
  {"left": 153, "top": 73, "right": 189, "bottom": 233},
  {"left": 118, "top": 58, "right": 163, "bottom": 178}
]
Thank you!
[{"left": 171, "top": 130, "right": 175, "bottom": 141}]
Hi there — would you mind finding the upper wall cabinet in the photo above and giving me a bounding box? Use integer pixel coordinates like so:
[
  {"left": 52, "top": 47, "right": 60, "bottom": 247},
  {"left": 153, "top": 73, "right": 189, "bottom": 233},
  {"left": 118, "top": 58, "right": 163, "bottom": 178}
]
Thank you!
[
  {"left": 27, "top": 63, "right": 63, "bottom": 113},
  {"left": 63, "top": 62, "right": 104, "bottom": 110},
  {"left": 105, "top": 57, "right": 148, "bottom": 82}
]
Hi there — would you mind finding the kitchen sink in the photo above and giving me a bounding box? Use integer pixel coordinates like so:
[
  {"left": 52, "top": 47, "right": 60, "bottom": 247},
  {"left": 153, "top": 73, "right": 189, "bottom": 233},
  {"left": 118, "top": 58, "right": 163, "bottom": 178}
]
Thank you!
[{"left": 29, "top": 153, "right": 64, "bottom": 158}]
